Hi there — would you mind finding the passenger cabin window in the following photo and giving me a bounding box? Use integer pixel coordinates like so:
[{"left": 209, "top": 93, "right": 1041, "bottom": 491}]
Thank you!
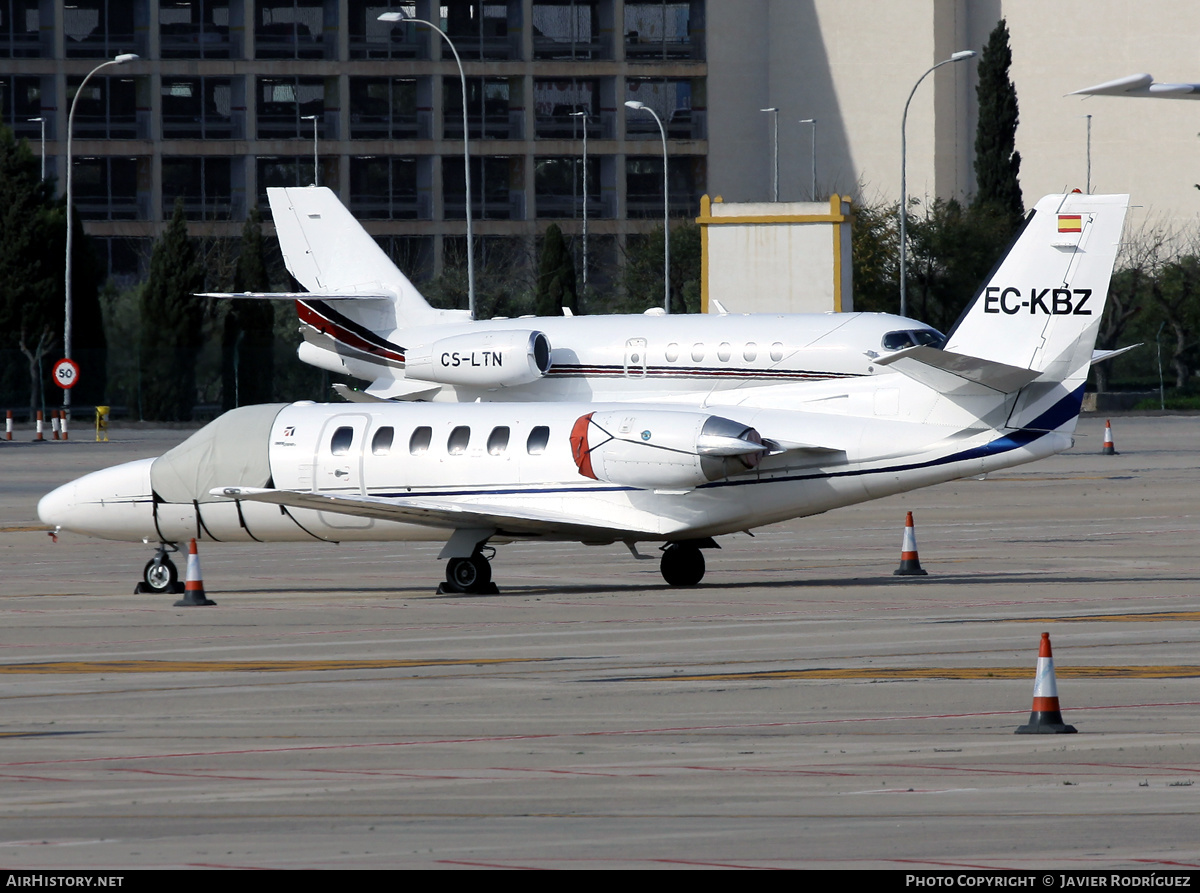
[
  {"left": 448, "top": 426, "right": 470, "bottom": 455},
  {"left": 882, "top": 328, "right": 948, "bottom": 351},
  {"left": 665, "top": 342, "right": 680, "bottom": 362},
  {"left": 371, "top": 427, "right": 394, "bottom": 456},
  {"left": 409, "top": 426, "right": 432, "bottom": 455},
  {"left": 718, "top": 342, "right": 731, "bottom": 362},
  {"left": 487, "top": 426, "right": 510, "bottom": 455},
  {"left": 770, "top": 342, "right": 784, "bottom": 362},
  {"left": 330, "top": 426, "right": 354, "bottom": 455},
  {"left": 527, "top": 425, "right": 550, "bottom": 455},
  {"left": 744, "top": 342, "right": 758, "bottom": 362},
  {"left": 691, "top": 343, "right": 705, "bottom": 362}
]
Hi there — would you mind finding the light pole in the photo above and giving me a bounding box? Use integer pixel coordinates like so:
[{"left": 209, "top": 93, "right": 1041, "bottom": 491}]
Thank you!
[
  {"left": 760, "top": 107, "right": 778, "bottom": 201},
  {"left": 301, "top": 114, "right": 319, "bottom": 186},
  {"left": 900, "top": 49, "right": 975, "bottom": 318},
  {"left": 625, "top": 100, "right": 670, "bottom": 313},
  {"left": 1083, "top": 114, "right": 1092, "bottom": 193},
  {"left": 799, "top": 118, "right": 816, "bottom": 201},
  {"left": 65, "top": 53, "right": 138, "bottom": 419},
  {"left": 379, "top": 11, "right": 475, "bottom": 318},
  {"left": 28, "top": 116, "right": 44, "bottom": 180},
  {"left": 569, "top": 110, "right": 589, "bottom": 291}
]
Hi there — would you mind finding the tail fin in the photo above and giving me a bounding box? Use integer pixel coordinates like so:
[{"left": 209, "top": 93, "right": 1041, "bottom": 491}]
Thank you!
[
  {"left": 267, "top": 186, "right": 460, "bottom": 329},
  {"left": 944, "top": 192, "right": 1128, "bottom": 430}
]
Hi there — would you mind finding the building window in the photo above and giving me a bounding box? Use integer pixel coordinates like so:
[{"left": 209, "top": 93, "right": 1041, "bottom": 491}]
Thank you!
[
  {"left": 256, "top": 0, "right": 326, "bottom": 59},
  {"left": 349, "top": 1, "right": 422, "bottom": 59},
  {"left": 68, "top": 76, "right": 138, "bottom": 139},
  {"left": 535, "top": 156, "right": 600, "bottom": 220},
  {"left": 74, "top": 157, "right": 140, "bottom": 220},
  {"left": 442, "top": 1, "right": 516, "bottom": 61},
  {"left": 444, "top": 76, "right": 520, "bottom": 140},
  {"left": 0, "top": 0, "right": 41, "bottom": 58},
  {"left": 625, "top": 78, "right": 704, "bottom": 140},
  {"left": 534, "top": 78, "right": 609, "bottom": 139},
  {"left": 64, "top": 0, "right": 138, "bottom": 58},
  {"left": 258, "top": 157, "right": 320, "bottom": 208},
  {"left": 160, "top": 0, "right": 233, "bottom": 59},
  {"left": 257, "top": 77, "right": 327, "bottom": 140},
  {"left": 626, "top": 155, "right": 705, "bottom": 218},
  {"left": 350, "top": 157, "right": 421, "bottom": 220},
  {"left": 532, "top": 2, "right": 606, "bottom": 60},
  {"left": 444, "top": 156, "right": 517, "bottom": 220},
  {"left": 162, "top": 157, "right": 234, "bottom": 221},
  {"left": 162, "top": 78, "right": 238, "bottom": 140},
  {"left": 624, "top": 1, "right": 701, "bottom": 61},
  {"left": 349, "top": 77, "right": 423, "bottom": 140},
  {"left": 0, "top": 75, "right": 45, "bottom": 138}
]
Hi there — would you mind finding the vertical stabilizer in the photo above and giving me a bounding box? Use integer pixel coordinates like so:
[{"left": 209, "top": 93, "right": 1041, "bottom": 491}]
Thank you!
[
  {"left": 946, "top": 193, "right": 1128, "bottom": 431},
  {"left": 268, "top": 186, "right": 458, "bottom": 328}
]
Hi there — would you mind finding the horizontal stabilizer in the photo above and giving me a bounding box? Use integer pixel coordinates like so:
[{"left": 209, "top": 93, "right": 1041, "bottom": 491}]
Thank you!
[
  {"left": 200, "top": 291, "right": 394, "bottom": 303},
  {"left": 211, "top": 486, "right": 665, "bottom": 538},
  {"left": 876, "top": 345, "right": 1040, "bottom": 395},
  {"left": 1091, "top": 344, "right": 1141, "bottom": 365},
  {"left": 332, "top": 380, "right": 440, "bottom": 402}
]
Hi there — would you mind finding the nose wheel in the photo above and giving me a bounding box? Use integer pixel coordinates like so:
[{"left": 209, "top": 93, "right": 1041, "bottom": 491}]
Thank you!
[
  {"left": 136, "top": 544, "right": 184, "bottom": 595},
  {"left": 441, "top": 551, "right": 499, "bottom": 594}
]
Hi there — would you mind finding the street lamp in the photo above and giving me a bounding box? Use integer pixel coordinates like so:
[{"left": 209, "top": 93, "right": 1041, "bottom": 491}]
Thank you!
[
  {"left": 379, "top": 10, "right": 475, "bottom": 318},
  {"left": 760, "top": 107, "right": 778, "bottom": 201},
  {"left": 301, "top": 114, "right": 319, "bottom": 186},
  {"left": 65, "top": 52, "right": 138, "bottom": 420},
  {"left": 899, "top": 49, "right": 975, "bottom": 318},
  {"left": 625, "top": 100, "right": 670, "bottom": 314},
  {"left": 28, "top": 117, "right": 44, "bottom": 180},
  {"left": 569, "top": 109, "right": 589, "bottom": 292},
  {"left": 799, "top": 118, "right": 816, "bottom": 201}
]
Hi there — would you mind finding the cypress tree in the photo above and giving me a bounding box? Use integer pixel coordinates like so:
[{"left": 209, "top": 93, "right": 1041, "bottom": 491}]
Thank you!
[
  {"left": 972, "top": 19, "right": 1024, "bottom": 230},
  {"left": 140, "top": 199, "right": 205, "bottom": 420},
  {"left": 535, "top": 223, "right": 577, "bottom": 317},
  {"left": 222, "top": 206, "right": 275, "bottom": 408}
]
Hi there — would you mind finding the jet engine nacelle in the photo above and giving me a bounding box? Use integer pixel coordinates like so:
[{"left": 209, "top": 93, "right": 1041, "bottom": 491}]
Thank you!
[
  {"left": 571, "top": 409, "right": 766, "bottom": 490},
  {"left": 404, "top": 330, "right": 551, "bottom": 387}
]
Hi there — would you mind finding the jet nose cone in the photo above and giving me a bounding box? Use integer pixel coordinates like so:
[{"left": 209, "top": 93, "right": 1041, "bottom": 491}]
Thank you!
[{"left": 37, "top": 480, "right": 77, "bottom": 529}]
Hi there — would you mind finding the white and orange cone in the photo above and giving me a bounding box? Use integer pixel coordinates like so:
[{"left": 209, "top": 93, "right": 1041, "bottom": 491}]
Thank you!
[
  {"left": 1101, "top": 419, "right": 1117, "bottom": 455},
  {"left": 893, "top": 511, "right": 928, "bottom": 576},
  {"left": 34, "top": 410, "right": 44, "bottom": 442},
  {"left": 174, "top": 538, "right": 216, "bottom": 607},
  {"left": 1015, "top": 632, "right": 1076, "bottom": 734}
]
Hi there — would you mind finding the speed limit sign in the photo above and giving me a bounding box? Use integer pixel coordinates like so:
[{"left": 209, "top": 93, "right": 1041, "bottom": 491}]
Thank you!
[{"left": 52, "top": 358, "right": 80, "bottom": 390}]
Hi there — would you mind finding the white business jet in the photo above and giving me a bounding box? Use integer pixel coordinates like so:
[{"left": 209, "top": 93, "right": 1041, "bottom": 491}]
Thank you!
[
  {"left": 204, "top": 186, "right": 947, "bottom": 403},
  {"left": 44, "top": 193, "right": 1128, "bottom": 595}
]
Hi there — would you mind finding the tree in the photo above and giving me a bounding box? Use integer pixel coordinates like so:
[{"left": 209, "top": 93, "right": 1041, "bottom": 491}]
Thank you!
[
  {"left": 222, "top": 206, "right": 276, "bottom": 408},
  {"left": 534, "top": 223, "right": 578, "bottom": 317},
  {"left": 850, "top": 198, "right": 900, "bottom": 315},
  {"left": 0, "top": 125, "right": 105, "bottom": 412},
  {"left": 972, "top": 19, "right": 1024, "bottom": 232},
  {"left": 621, "top": 222, "right": 701, "bottom": 314},
  {"left": 140, "top": 199, "right": 206, "bottom": 420}
]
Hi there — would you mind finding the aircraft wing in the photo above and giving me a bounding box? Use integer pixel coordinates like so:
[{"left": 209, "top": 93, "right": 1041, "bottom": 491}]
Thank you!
[
  {"left": 875, "top": 345, "right": 1040, "bottom": 394},
  {"left": 211, "top": 486, "right": 665, "bottom": 539}
]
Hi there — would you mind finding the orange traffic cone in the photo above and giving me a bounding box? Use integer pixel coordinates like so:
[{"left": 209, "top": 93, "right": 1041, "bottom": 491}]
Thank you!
[
  {"left": 1101, "top": 419, "right": 1117, "bottom": 455},
  {"left": 893, "top": 511, "right": 928, "bottom": 576},
  {"left": 1015, "top": 632, "right": 1076, "bottom": 734},
  {"left": 174, "top": 538, "right": 216, "bottom": 607}
]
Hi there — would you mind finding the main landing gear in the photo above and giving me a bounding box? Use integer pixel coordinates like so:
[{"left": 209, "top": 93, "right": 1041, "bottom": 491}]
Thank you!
[
  {"left": 440, "top": 548, "right": 499, "bottom": 595},
  {"left": 659, "top": 542, "right": 706, "bottom": 587},
  {"left": 136, "top": 543, "right": 184, "bottom": 594}
]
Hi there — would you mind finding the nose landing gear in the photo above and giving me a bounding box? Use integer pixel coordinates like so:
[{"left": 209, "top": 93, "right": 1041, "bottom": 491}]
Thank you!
[{"left": 136, "top": 543, "right": 184, "bottom": 595}]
